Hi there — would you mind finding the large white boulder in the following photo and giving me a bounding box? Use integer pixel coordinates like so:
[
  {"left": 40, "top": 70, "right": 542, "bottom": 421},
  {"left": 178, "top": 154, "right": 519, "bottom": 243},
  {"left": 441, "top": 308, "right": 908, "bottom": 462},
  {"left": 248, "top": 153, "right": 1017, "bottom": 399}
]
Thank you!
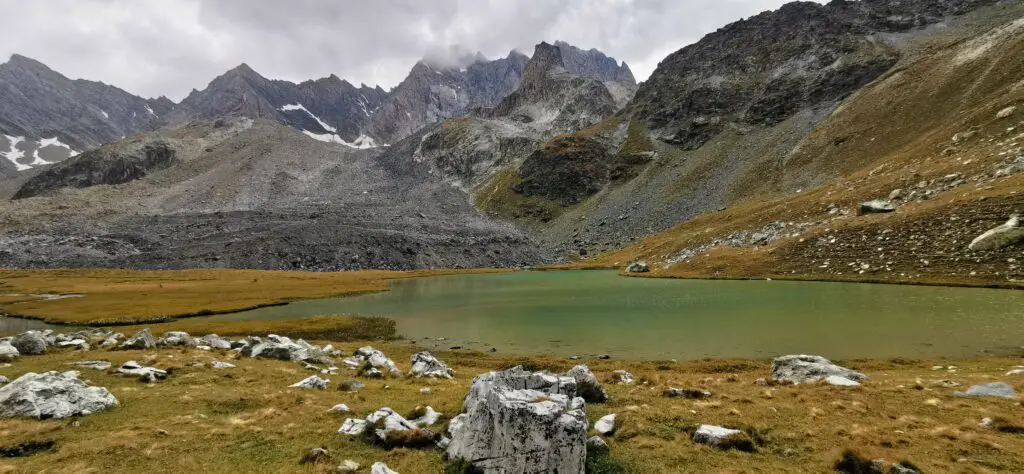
[
  {"left": 352, "top": 346, "right": 400, "bottom": 377},
  {"left": 969, "top": 215, "right": 1024, "bottom": 251},
  {"left": 447, "top": 366, "right": 587, "bottom": 473},
  {"left": 408, "top": 351, "right": 454, "bottom": 379},
  {"left": 771, "top": 355, "right": 867, "bottom": 384},
  {"left": 0, "top": 371, "right": 118, "bottom": 419},
  {"left": 0, "top": 341, "right": 19, "bottom": 362}
]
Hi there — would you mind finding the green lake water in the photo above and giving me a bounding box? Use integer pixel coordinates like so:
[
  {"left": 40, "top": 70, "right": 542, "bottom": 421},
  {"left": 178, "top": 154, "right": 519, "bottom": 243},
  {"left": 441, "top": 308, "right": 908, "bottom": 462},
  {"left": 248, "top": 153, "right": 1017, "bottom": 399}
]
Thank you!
[{"left": 204, "top": 270, "right": 1024, "bottom": 360}]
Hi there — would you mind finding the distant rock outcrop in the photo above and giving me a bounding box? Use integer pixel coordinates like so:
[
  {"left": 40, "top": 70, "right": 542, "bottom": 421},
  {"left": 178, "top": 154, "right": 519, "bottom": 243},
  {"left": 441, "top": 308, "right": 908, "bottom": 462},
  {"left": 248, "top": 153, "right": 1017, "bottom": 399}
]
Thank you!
[{"left": 13, "top": 141, "right": 177, "bottom": 199}]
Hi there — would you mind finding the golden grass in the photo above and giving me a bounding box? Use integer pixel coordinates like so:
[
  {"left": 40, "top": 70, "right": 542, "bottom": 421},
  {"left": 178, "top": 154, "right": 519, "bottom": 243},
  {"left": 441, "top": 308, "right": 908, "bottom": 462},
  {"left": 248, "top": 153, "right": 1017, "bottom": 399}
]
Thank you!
[
  {"left": 2, "top": 344, "right": 1023, "bottom": 473},
  {"left": 0, "top": 268, "right": 503, "bottom": 325}
]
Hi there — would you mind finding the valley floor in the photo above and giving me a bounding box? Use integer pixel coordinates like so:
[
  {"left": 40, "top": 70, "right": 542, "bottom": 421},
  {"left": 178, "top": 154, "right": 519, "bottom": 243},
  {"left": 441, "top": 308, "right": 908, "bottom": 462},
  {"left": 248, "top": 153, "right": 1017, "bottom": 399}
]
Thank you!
[{"left": 1, "top": 338, "right": 1023, "bottom": 473}]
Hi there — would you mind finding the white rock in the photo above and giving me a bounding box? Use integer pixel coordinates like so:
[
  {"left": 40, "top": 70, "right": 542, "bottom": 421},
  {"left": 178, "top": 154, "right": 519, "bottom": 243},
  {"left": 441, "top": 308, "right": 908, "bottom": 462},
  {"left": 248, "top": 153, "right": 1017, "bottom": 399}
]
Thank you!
[
  {"left": 771, "top": 355, "right": 867, "bottom": 384},
  {"left": 410, "top": 406, "right": 441, "bottom": 427},
  {"left": 825, "top": 375, "right": 861, "bottom": 387},
  {"left": 1006, "top": 369, "right": 1024, "bottom": 376},
  {"left": 209, "top": 361, "right": 236, "bottom": 369},
  {"left": 199, "top": 334, "right": 232, "bottom": 350},
  {"left": 408, "top": 351, "right": 454, "bottom": 379},
  {"left": 692, "top": 424, "right": 753, "bottom": 451},
  {"left": 354, "top": 346, "right": 400, "bottom": 377},
  {"left": 370, "top": 462, "right": 399, "bottom": 474},
  {"left": 328, "top": 403, "right": 350, "bottom": 413},
  {"left": 119, "top": 329, "right": 156, "bottom": 350},
  {"left": 969, "top": 215, "right": 1024, "bottom": 251},
  {"left": 117, "top": 361, "right": 168, "bottom": 382},
  {"left": 0, "top": 376, "right": 8, "bottom": 385},
  {"left": 594, "top": 413, "right": 616, "bottom": 435},
  {"left": 57, "top": 339, "right": 89, "bottom": 351},
  {"left": 338, "top": 418, "right": 368, "bottom": 436},
  {"left": 0, "top": 370, "right": 118, "bottom": 419},
  {"left": 567, "top": 365, "right": 608, "bottom": 402},
  {"left": 0, "top": 341, "right": 19, "bottom": 362},
  {"left": 626, "top": 261, "right": 649, "bottom": 273},
  {"left": 290, "top": 375, "right": 329, "bottom": 390},
  {"left": 612, "top": 370, "right": 634, "bottom": 384},
  {"left": 996, "top": 106, "right": 1017, "bottom": 119},
  {"left": 447, "top": 366, "right": 586, "bottom": 473},
  {"left": 420, "top": 387, "right": 433, "bottom": 395},
  {"left": 336, "top": 460, "right": 360, "bottom": 472},
  {"left": 954, "top": 382, "right": 1018, "bottom": 399}
]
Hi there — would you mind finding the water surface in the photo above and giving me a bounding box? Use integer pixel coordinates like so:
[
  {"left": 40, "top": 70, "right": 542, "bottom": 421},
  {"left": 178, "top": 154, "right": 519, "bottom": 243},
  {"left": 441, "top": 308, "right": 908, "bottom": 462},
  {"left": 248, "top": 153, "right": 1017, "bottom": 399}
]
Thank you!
[{"left": 209, "top": 271, "right": 1024, "bottom": 360}]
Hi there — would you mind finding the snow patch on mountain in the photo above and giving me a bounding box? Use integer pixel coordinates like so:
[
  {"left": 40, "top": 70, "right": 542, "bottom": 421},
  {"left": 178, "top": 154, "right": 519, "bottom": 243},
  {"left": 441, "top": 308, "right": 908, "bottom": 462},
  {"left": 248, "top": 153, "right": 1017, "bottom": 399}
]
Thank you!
[
  {"left": 280, "top": 103, "right": 337, "bottom": 133},
  {"left": 301, "top": 131, "right": 381, "bottom": 149},
  {"left": 39, "top": 136, "right": 74, "bottom": 151},
  {"left": 145, "top": 105, "right": 157, "bottom": 117},
  {"left": 1, "top": 135, "right": 30, "bottom": 171},
  {"left": 100, "top": 109, "right": 109, "bottom": 119},
  {"left": 29, "top": 149, "right": 50, "bottom": 166}
]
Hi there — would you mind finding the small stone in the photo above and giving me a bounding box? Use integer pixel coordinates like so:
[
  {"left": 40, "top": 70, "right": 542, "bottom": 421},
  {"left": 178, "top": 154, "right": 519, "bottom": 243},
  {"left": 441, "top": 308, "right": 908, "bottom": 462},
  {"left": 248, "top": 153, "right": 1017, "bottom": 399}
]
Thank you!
[
  {"left": 692, "top": 425, "right": 754, "bottom": 452},
  {"left": 337, "top": 418, "right": 368, "bottom": 436},
  {"left": 290, "top": 376, "right": 329, "bottom": 390},
  {"left": 594, "top": 413, "right": 616, "bottom": 435},
  {"left": 336, "top": 460, "right": 360, "bottom": 473},
  {"left": 370, "top": 462, "right": 399, "bottom": 474},
  {"left": 209, "top": 361, "right": 235, "bottom": 369},
  {"left": 824, "top": 375, "right": 861, "bottom": 387},
  {"left": 664, "top": 387, "right": 712, "bottom": 399},
  {"left": 980, "top": 417, "right": 993, "bottom": 428},
  {"left": 0, "top": 342, "right": 18, "bottom": 362},
  {"left": 419, "top": 387, "right": 433, "bottom": 395},
  {"left": 301, "top": 447, "right": 330, "bottom": 465},
  {"left": 858, "top": 199, "right": 896, "bottom": 215},
  {"left": 626, "top": 262, "right": 649, "bottom": 273},
  {"left": 1006, "top": 369, "right": 1024, "bottom": 376},
  {"left": 598, "top": 354, "right": 611, "bottom": 360},
  {"left": 586, "top": 436, "right": 609, "bottom": 456},
  {"left": 996, "top": 106, "right": 1017, "bottom": 119},
  {"left": 328, "top": 404, "right": 350, "bottom": 413},
  {"left": 611, "top": 370, "right": 634, "bottom": 384}
]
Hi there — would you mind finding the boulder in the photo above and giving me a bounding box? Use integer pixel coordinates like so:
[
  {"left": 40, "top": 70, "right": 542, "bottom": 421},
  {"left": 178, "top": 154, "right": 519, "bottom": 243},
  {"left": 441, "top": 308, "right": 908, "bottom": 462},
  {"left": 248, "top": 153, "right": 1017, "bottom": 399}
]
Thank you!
[
  {"left": 771, "top": 355, "right": 867, "bottom": 384},
  {"left": 157, "top": 331, "right": 198, "bottom": 347},
  {"left": 409, "top": 405, "right": 441, "bottom": 427},
  {"left": 692, "top": 424, "right": 755, "bottom": 452},
  {"left": 56, "top": 339, "right": 89, "bottom": 351},
  {"left": 354, "top": 346, "right": 400, "bottom": 377},
  {"left": 611, "top": 370, "right": 634, "bottom": 384},
  {"left": 954, "top": 382, "right": 1018, "bottom": 399},
  {"left": 0, "top": 370, "right": 118, "bottom": 419},
  {"left": 968, "top": 215, "right": 1024, "bottom": 251},
  {"left": 70, "top": 360, "right": 112, "bottom": 371},
  {"left": 586, "top": 436, "right": 609, "bottom": 456},
  {"left": 209, "top": 361, "right": 235, "bottom": 369},
  {"left": 99, "top": 333, "right": 123, "bottom": 348},
  {"left": 120, "top": 328, "right": 156, "bottom": 350},
  {"left": 370, "top": 462, "right": 399, "bottom": 474},
  {"left": 246, "top": 334, "right": 310, "bottom": 361},
  {"left": 290, "top": 376, "right": 329, "bottom": 390},
  {"left": 567, "top": 365, "right": 608, "bottom": 402},
  {"left": 0, "top": 341, "right": 19, "bottom": 362},
  {"left": 366, "top": 407, "right": 437, "bottom": 447},
  {"left": 199, "top": 334, "right": 232, "bottom": 350},
  {"left": 447, "top": 366, "right": 587, "bottom": 473},
  {"left": 338, "top": 418, "right": 368, "bottom": 436},
  {"left": 858, "top": 199, "right": 896, "bottom": 215},
  {"left": 408, "top": 351, "right": 455, "bottom": 379},
  {"left": 116, "top": 361, "right": 168, "bottom": 382},
  {"left": 626, "top": 261, "right": 650, "bottom": 273},
  {"left": 0, "top": 376, "right": 8, "bottom": 386},
  {"left": 594, "top": 413, "right": 616, "bottom": 435},
  {"left": 664, "top": 387, "right": 712, "bottom": 399},
  {"left": 11, "top": 331, "right": 48, "bottom": 355}
]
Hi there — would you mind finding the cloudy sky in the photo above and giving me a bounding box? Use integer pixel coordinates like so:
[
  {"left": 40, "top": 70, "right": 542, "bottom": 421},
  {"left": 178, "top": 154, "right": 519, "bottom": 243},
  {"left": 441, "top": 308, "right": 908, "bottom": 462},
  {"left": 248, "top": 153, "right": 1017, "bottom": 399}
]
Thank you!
[{"left": 0, "top": 0, "right": 798, "bottom": 100}]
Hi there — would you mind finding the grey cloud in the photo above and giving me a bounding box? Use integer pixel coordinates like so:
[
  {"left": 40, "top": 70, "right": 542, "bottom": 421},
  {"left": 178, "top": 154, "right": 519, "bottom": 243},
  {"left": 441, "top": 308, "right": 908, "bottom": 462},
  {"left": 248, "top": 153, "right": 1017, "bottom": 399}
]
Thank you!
[{"left": 0, "top": 0, "right": 803, "bottom": 100}]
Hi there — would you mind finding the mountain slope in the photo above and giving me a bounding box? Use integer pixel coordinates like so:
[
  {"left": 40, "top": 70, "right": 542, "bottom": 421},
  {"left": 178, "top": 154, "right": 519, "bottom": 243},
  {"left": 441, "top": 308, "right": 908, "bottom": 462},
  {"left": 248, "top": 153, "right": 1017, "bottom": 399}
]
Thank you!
[{"left": 0, "top": 54, "right": 166, "bottom": 170}]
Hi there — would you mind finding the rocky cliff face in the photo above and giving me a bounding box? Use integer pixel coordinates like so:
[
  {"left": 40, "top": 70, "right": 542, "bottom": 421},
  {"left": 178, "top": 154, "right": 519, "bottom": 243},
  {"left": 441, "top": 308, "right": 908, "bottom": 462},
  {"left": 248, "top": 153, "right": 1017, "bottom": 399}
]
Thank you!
[
  {"left": 367, "top": 52, "right": 529, "bottom": 144},
  {"left": 167, "top": 65, "right": 388, "bottom": 147},
  {"left": 554, "top": 41, "right": 635, "bottom": 84},
  {"left": 0, "top": 54, "right": 166, "bottom": 170},
  {"left": 630, "top": 0, "right": 998, "bottom": 148}
]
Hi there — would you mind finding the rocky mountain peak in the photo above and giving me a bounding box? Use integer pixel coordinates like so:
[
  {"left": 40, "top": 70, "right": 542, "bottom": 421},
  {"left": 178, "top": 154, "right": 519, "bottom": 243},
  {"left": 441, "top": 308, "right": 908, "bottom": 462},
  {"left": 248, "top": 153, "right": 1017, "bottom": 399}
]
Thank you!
[{"left": 553, "top": 41, "right": 636, "bottom": 84}]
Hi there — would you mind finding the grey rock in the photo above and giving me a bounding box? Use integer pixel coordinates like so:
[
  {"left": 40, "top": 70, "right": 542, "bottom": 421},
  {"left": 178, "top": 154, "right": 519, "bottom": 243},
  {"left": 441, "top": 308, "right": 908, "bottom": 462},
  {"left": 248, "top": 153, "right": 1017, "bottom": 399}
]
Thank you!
[
  {"left": 969, "top": 215, "right": 1024, "bottom": 251},
  {"left": 157, "top": 331, "right": 197, "bottom": 347},
  {"left": 567, "top": 365, "right": 608, "bottom": 402},
  {"left": 0, "top": 376, "right": 8, "bottom": 385},
  {"left": 954, "top": 382, "right": 1018, "bottom": 399},
  {"left": 290, "top": 375, "right": 329, "bottom": 390},
  {"left": 365, "top": 407, "right": 436, "bottom": 447},
  {"left": 0, "top": 370, "right": 118, "bottom": 419},
  {"left": 586, "top": 435, "right": 610, "bottom": 456},
  {"left": 199, "top": 334, "right": 232, "bottom": 350},
  {"left": 858, "top": 199, "right": 896, "bottom": 215},
  {"left": 328, "top": 403, "right": 350, "bottom": 413},
  {"left": 353, "top": 346, "right": 400, "bottom": 377},
  {"left": 626, "top": 261, "right": 650, "bottom": 273},
  {"left": 664, "top": 387, "right": 712, "bottom": 399},
  {"left": 408, "top": 351, "right": 454, "bottom": 379},
  {"left": 410, "top": 405, "right": 441, "bottom": 427},
  {"left": 340, "top": 379, "right": 366, "bottom": 392},
  {"left": 120, "top": 328, "right": 156, "bottom": 350},
  {"left": 447, "top": 366, "right": 586, "bottom": 473},
  {"left": 247, "top": 334, "right": 318, "bottom": 362},
  {"left": 0, "top": 341, "right": 18, "bottom": 362},
  {"left": 612, "top": 370, "right": 634, "bottom": 384},
  {"left": 692, "top": 424, "right": 754, "bottom": 452},
  {"left": 56, "top": 339, "right": 89, "bottom": 351},
  {"left": 11, "top": 331, "right": 47, "bottom": 355},
  {"left": 771, "top": 355, "right": 867, "bottom": 384}
]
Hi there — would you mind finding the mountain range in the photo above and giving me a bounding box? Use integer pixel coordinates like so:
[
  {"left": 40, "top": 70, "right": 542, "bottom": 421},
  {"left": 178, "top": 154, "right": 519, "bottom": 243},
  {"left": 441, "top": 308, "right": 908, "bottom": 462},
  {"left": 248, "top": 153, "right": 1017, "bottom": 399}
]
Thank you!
[{"left": 0, "top": 0, "right": 1021, "bottom": 284}]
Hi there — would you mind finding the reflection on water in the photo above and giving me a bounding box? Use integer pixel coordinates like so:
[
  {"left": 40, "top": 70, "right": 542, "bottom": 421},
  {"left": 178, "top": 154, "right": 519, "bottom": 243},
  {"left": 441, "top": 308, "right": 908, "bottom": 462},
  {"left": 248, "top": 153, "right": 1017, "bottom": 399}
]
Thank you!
[
  {"left": 186, "top": 271, "right": 1024, "bottom": 359},
  {"left": 0, "top": 317, "right": 65, "bottom": 335}
]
